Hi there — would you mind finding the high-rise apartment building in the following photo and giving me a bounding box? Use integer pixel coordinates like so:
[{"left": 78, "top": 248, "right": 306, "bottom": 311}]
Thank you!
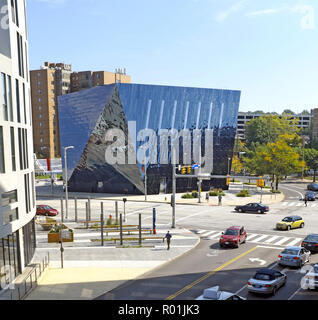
[
  {"left": 70, "top": 68, "right": 131, "bottom": 93},
  {"left": 30, "top": 62, "right": 72, "bottom": 159},
  {"left": 31, "top": 65, "right": 131, "bottom": 159},
  {"left": 0, "top": 0, "right": 36, "bottom": 285}
]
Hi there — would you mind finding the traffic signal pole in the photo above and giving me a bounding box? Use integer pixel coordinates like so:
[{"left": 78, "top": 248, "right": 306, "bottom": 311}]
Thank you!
[{"left": 172, "top": 164, "right": 176, "bottom": 229}]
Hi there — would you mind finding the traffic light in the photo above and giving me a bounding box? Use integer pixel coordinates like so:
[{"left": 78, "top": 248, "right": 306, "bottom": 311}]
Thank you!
[
  {"left": 226, "top": 175, "right": 230, "bottom": 186},
  {"left": 187, "top": 166, "right": 192, "bottom": 174},
  {"left": 257, "top": 176, "right": 264, "bottom": 187},
  {"left": 181, "top": 166, "right": 186, "bottom": 174}
]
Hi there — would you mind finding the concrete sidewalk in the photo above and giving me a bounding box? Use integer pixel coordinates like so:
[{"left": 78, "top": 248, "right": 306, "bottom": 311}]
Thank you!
[
  {"left": 24, "top": 227, "right": 199, "bottom": 300},
  {"left": 36, "top": 180, "right": 285, "bottom": 206}
]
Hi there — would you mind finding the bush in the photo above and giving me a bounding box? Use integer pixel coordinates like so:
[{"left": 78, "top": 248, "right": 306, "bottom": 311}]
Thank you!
[
  {"left": 271, "top": 189, "right": 281, "bottom": 194},
  {"left": 181, "top": 193, "right": 195, "bottom": 199},
  {"left": 236, "top": 190, "right": 251, "bottom": 197},
  {"left": 209, "top": 189, "right": 225, "bottom": 197},
  {"left": 191, "top": 191, "right": 198, "bottom": 198},
  {"left": 243, "top": 182, "right": 256, "bottom": 186}
]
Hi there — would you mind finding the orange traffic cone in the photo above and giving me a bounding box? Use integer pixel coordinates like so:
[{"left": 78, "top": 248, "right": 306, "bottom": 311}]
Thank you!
[{"left": 153, "top": 228, "right": 157, "bottom": 234}]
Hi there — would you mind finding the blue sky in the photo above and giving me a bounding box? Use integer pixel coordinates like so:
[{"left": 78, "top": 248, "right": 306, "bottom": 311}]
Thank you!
[{"left": 27, "top": 0, "right": 318, "bottom": 113}]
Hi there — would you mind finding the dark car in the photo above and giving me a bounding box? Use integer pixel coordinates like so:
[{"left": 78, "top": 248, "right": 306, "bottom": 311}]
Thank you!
[
  {"left": 301, "top": 234, "right": 318, "bottom": 253},
  {"left": 36, "top": 205, "right": 59, "bottom": 216},
  {"left": 307, "top": 183, "right": 318, "bottom": 191},
  {"left": 235, "top": 203, "right": 269, "bottom": 214},
  {"left": 219, "top": 226, "right": 247, "bottom": 248},
  {"left": 305, "top": 191, "right": 316, "bottom": 201}
]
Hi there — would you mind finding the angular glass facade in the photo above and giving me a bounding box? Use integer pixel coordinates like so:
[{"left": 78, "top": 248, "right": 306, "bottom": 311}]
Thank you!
[{"left": 59, "top": 83, "right": 241, "bottom": 194}]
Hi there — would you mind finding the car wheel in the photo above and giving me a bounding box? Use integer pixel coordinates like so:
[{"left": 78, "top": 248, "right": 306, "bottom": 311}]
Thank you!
[
  {"left": 300, "top": 223, "right": 304, "bottom": 228},
  {"left": 272, "top": 286, "right": 277, "bottom": 296},
  {"left": 287, "top": 225, "right": 291, "bottom": 231},
  {"left": 239, "top": 209, "right": 242, "bottom": 213},
  {"left": 45, "top": 212, "right": 49, "bottom": 216},
  {"left": 258, "top": 210, "right": 262, "bottom": 214}
]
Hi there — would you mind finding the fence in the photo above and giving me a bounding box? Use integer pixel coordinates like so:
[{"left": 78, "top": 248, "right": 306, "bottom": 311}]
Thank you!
[{"left": 4, "top": 253, "right": 50, "bottom": 300}]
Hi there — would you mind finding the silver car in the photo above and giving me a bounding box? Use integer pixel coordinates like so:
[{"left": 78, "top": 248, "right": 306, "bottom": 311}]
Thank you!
[
  {"left": 278, "top": 246, "right": 311, "bottom": 268},
  {"left": 247, "top": 268, "right": 287, "bottom": 295},
  {"left": 302, "top": 264, "right": 318, "bottom": 290},
  {"left": 195, "top": 285, "right": 246, "bottom": 300}
]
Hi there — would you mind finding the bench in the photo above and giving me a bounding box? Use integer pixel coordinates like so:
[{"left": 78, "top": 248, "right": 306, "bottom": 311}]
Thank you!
[{"left": 93, "top": 236, "right": 163, "bottom": 244}]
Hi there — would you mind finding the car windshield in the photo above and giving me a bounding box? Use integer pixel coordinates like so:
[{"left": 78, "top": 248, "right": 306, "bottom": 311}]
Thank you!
[
  {"left": 305, "top": 235, "right": 318, "bottom": 242},
  {"left": 282, "top": 249, "right": 299, "bottom": 255},
  {"left": 282, "top": 217, "right": 293, "bottom": 222},
  {"left": 225, "top": 229, "right": 238, "bottom": 236},
  {"left": 314, "top": 266, "right": 318, "bottom": 274},
  {"left": 43, "top": 206, "right": 52, "bottom": 210},
  {"left": 254, "top": 273, "right": 273, "bottom": 281}
]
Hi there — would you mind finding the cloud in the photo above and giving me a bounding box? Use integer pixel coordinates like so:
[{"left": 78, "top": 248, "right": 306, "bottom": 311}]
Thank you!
[{"left": 215, "top": 0, "right": 249, "bottom": 22}]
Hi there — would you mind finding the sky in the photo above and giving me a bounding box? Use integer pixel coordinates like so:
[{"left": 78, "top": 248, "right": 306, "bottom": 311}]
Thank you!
[{"left": 27, "top": 0, "right": 318, "bottom": 113}]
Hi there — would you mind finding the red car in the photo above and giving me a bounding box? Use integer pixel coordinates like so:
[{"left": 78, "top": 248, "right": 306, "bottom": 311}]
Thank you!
[
  {"left": 219, "top": 226, "right": 247, "bottom": 248},
  {"left": 36, "top": 205, "right": 59, "bottom": 216}
]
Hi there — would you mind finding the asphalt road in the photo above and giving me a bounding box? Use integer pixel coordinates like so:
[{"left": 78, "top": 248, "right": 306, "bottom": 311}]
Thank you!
[{"left": 97, "top": 182, "right": 318, "bottom": 301}]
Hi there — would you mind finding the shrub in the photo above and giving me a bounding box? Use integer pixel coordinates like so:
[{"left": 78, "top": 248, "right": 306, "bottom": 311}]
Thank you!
[
  {"left": 209, "top": 189, "right": 225, "bottom": 197},
  {"left": 271, "top": 189, "right": 281, "bottom": 194},
  {"left": 191, "top": 191, "right": 198, "bottom": 198},
  {"left": 181, "top": 193, "right": 194, "bottom": 199},
  {"left": 236, "top": 190, "right": 251, "bottom": 197}
]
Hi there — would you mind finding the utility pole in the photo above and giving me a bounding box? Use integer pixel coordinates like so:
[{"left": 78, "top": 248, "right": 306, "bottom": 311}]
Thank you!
[{"left": 172, "top": 162, "right": 176, "bottom": 229}]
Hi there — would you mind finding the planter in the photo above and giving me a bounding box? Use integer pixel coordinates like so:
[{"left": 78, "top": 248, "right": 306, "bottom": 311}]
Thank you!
[{"left": 48, "top": 230, "right": 74, "bottom": 243}]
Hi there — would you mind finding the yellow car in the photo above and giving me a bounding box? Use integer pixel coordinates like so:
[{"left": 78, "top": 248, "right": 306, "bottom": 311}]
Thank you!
[{"left": 276, "top": 216, "right": 305, "bottom": 231}]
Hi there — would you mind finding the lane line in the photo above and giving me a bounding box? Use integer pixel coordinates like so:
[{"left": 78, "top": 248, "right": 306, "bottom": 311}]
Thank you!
[
  {"left": 288, "top": 287, "right": 302, "bottom": 300},
  {"left": 165, "top": 246, "right": 258, "bottom": 300}
]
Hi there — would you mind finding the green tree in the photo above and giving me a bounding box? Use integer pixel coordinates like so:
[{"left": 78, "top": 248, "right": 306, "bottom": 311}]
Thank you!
[
  {"left": 231, "top": 155, "right": 243, "bottom": 174},
  {"left": 245, "top": 114, "right": 299, "bottom": 148},
  {"left": 303, "top": 148, "right": 318, "bottom": 182}
]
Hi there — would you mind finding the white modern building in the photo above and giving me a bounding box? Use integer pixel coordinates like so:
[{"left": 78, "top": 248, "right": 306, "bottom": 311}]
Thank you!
[
  {"left": 0, "top": 0, "right": 36, "bottom": 288},
  {"left": 236, "top": 111, "right": 313, "bottom": 141}
]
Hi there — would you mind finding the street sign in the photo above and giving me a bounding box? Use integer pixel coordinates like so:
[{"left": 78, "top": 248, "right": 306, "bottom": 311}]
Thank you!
[{"left": 192, "top": 164, "right": 199, "bottom": 169}]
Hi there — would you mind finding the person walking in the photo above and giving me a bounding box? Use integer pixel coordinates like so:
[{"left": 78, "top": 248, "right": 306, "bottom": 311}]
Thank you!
[
  {"left": 218, "top": 194, "right": 222, "bottom": 206},
  {"left": 164, "top": 231, "right": 172, "bottom": 250},
  {"left": 304, "top": 196, "right": 308, "bottom": 207}
]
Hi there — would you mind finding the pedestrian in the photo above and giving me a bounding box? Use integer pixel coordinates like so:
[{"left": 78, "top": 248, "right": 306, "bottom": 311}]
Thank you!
[
  {"left": 164, "top": 231, "right": 172, "bottom": 250},
  {"left": 218, "top": 194, "right": 222, "bottom": 206},
  {"left": 206, "top": 192, "right": 210, "bottom": 202},
  {"left": 304, "top": 196, "right": 308, "bottom": 207}
]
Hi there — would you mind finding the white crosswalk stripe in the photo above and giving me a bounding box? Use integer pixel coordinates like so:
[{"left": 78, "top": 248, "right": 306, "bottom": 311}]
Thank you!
[
  {"left": 282, "top": 202, "right": 289, "bottom": 206},
  {"left": 296, "top": 203, "right": 303, "bottom": 207},
  {"left": 311, "top": 204, "right": 317, "bottom": 208},
  {"left": 288, "top": 202, "right": 296, "bottom": 206},
  {"left": 281, "top": 201, "right": 317, "bottom": 208},
  {"left": 194, "top": 229, "right": 302, "bottom": 247}
]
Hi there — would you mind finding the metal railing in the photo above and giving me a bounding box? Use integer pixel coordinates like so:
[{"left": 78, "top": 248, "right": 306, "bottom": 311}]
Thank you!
[{"left": 8, "top": 252, "right": 50, "bottom": 300}]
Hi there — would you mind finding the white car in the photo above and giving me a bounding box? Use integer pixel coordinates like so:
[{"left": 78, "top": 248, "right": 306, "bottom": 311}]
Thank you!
[
  {"left": 195, "top": 286, "right": 246, "bottom": 300},
  {"left": 302, "top": 264, "right": 318, "bottom": 290}
]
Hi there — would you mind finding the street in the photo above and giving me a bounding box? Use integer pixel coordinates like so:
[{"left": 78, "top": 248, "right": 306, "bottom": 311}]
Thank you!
[{"left": 95, "top": 181, "right": 318, "bottom": 300}]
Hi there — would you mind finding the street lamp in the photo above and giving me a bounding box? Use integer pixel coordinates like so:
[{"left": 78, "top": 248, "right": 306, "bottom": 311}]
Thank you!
[
  {"left": 64, "top": 146, "right": 74, "bottom": 220},
  {"left": 227, "top": 157, "right": 231, "bottom": 175}
]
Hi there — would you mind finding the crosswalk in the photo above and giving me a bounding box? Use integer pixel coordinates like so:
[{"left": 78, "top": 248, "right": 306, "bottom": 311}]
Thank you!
[
  {"left": 281, "top": 201, "right": 317, "bottom": 208},
  {"left": 193, "top": 229, "right": 302, "bottom": 247}
]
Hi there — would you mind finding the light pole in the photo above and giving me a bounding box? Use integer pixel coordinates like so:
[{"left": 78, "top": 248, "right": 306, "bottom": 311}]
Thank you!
[
  {"left": 227, "top": 157, "right": 231, "bottom": 175},
  {"left": 64, "top": 146, "right": 74, "bottom": 220}
]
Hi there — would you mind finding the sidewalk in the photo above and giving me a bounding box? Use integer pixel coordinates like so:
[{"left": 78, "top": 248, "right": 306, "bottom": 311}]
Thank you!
[
  {"left": 24, "top": 226, "right": 199, "bottom": 300},
  {"left": 36, "top": 180, "right": 285, "bottom": 206}
]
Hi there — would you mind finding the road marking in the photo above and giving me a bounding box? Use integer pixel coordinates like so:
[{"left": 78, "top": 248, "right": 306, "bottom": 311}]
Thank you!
[
  {"left": 249, "top": 258, "right": 266, "bottom": 265},
  {"left": 207, "top": 232, "right": 223, "bottom": 240},
  {"left": 176, "top": 212, "right": 202, "bottom": 223},
  {"left": 285, "top": 238, "right": 302, "bottom": 246},
  {"left": 296, "top": 203, "right": 303, "bottom": 207},
  {"left": 245, "top": 234, "right": 259, "bottom": 241},
  {"left": 282, "top": 202, "right": 289, "bottom": 206},
  {"left": 249, "top": 235, "right": 269, "bottom": 243},
  {"left": 257, "top": 245, "right": 284, "bottom": 250},
  {"left": 288, "top": 202, "right": 296, "bottom": 207},
  {"left": 275, "top": 237, "right": 291, "bottom": 246},
  {"left": 311, "top": 203, "right": 317, "bottom": 208},
  {"left": 264, "top": 235, "right": 280, "bottom": 244},
  {"left": 197, "top": 230, "right": 208, "bottom": 234},
  {"left": 201, "top": 230, "right": 218, "bottom": 237},
  {"left": 288, "top": 287, "right": 302, "bottom": 300},
  {"left": 165, "top": 246, "right": 258, "bottom": 300}
]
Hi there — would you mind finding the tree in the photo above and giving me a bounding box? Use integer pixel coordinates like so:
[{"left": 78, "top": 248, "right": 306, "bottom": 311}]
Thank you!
[
  {"left": 231, "top": 155, "right": 243, "bottom": 174},
  {"left": 245, "top": 114, "right": 299, "bottom": 148},
  {"left": 303, "top": 148, "right": 318, "bottom": 182},
  {"left": 242, "top": 135, "right": 305, "bottom": 189},
  {"left": 282, "top": 109, "right": 295, "bottom": 115}
]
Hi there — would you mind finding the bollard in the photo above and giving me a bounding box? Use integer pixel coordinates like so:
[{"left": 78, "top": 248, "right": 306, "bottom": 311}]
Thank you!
[
  {"left": 138, "top": 213, "right": 142, "bottom": 245},
  {"left": 85, "top": 202, "right": 89, "bottom": 229},
  {"left": 120, "top": 214, "right": 123, "bottom": 245},
  {"left": 74, "top": 197, "right": 78, "bottom": 222},
  {"left": 101, "top": 212, "right": 104, "bottom": 247},
  {"left": 153, "top": 208, "right": 156, "bottom": 234},
  {"left": 88, "top": 198, "right": 91, "bottom": 221},
  {"left": 60, "top": 197, "right": 64, "bottom": 223},
  {"left": 115, "top": 201, "right": 118, "bottom": 223}
]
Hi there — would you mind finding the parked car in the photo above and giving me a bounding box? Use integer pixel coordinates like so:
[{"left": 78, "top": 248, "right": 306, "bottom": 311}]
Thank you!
[
  {"left": 219, "top": 226, "right": 247, "bottom": 248},
  {"left": 276, "top": 216, "right": 304, "bottom": 231},
  {"left": 301, "top": 264, "right": 318, "bottom": 290},
  {"left": 277, "top": 246, "right": 311, "bottom": 268},
  {"left": 195, "top": 285, "right": 246, "bottom": 300},
  {"left": 307, "top": 183, "right": 318, "bottom": 191},
  {"left": 235, "top": 203, "right": 269, "bottom": 214},
  {"left": 301, "top": 234, "right": 318, "bottom": 253},
  {"left": 304, "top": 191, "right": 316, "bottom": 201},
  {"left": 247, "top": 268, "right": 287, "bottom": 296},
  {"left": 36, "top": 205, "right": 59, "bottom": 216}
]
